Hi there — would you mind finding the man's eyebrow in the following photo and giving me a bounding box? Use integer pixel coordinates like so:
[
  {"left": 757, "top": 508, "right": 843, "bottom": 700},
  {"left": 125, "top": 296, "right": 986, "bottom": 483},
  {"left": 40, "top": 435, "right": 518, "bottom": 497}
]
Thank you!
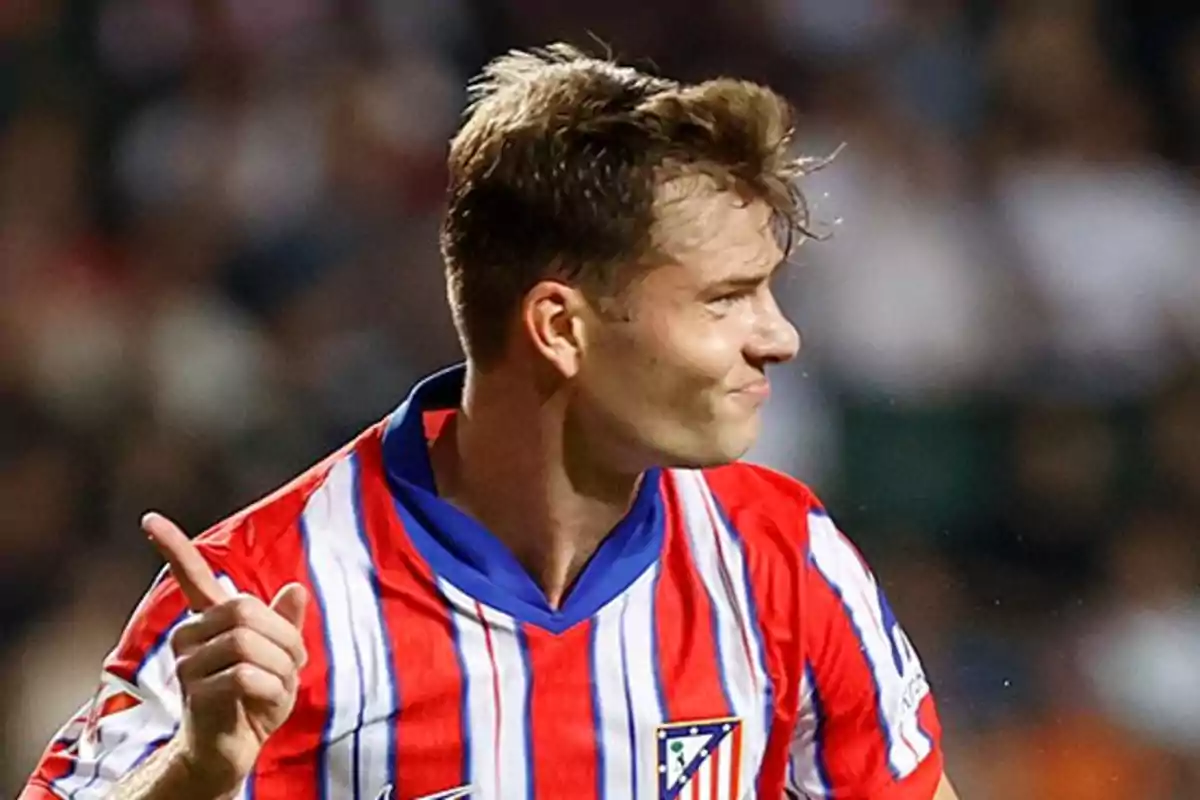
[{"left": 709, "top": 258, "right": 788, "bottom": 289}]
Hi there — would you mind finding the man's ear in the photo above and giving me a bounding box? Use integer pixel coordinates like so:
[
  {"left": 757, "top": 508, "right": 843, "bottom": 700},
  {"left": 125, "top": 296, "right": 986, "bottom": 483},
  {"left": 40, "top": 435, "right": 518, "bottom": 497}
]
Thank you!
[{"left": 520, "top": 279, "right": 590, "bottom": 378}]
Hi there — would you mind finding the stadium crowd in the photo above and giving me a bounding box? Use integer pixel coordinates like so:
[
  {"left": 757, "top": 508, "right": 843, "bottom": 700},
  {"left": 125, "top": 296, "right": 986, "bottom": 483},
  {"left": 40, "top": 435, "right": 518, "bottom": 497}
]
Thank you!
[{"left": 1, "top": 1, "right": 1198, "bottom": 796}]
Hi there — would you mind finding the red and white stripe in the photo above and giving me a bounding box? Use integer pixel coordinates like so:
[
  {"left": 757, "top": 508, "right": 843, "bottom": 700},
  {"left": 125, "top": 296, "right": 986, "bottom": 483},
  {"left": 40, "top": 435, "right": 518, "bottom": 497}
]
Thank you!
[
  {"left": 301, "top": 453, "right": 397, "bottom": 799},
  {"left": 590, "top": 565, "right": 663, "bottom": 799},
  {"left": 805, "top": 512, "right": 934, "bottom": 778},
  {"left": 439, "top": 580, "right": 531, "bottom": 800},
  {"left": 672, "top": 470, "right": 772, "bottom": 786}
]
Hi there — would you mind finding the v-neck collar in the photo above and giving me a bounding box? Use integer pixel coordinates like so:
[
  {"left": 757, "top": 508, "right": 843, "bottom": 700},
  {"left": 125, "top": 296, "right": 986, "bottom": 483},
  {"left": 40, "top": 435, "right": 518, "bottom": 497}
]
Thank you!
[{"left": 380, "top": 364, "right": 665, "bottom": 633}]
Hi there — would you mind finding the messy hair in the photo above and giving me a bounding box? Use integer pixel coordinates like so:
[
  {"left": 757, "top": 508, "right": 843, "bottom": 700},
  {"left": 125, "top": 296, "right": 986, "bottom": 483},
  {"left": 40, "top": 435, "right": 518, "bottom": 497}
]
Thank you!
[{"left": 441, "top": 43, "right": 819, "bottom": 364}]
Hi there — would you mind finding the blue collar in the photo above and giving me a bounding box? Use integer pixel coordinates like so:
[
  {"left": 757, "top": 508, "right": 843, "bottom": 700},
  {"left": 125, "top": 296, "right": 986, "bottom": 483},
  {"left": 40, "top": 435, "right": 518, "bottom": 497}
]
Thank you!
[{"left": 380, "top": 363, "right": 664, "bottom": 633}]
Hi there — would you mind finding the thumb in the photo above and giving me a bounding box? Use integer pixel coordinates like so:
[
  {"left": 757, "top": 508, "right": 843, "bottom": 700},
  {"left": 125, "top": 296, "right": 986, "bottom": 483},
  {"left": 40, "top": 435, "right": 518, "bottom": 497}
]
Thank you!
[{"left": 270, "top": 582, "right": 308, "bottom": 629}]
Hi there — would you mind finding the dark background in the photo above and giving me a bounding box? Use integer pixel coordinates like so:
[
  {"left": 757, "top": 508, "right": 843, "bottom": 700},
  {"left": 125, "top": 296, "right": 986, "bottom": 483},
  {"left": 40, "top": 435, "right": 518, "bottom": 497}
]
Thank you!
[{"left": 2, "top": 2, "right": 1199, "bottom": 797}]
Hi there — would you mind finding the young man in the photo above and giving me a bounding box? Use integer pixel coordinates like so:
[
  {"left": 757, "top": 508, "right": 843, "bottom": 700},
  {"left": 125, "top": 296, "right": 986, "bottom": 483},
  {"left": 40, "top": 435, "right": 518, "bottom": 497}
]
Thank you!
[{"left": 22, "top": 45, "right": 957, "bottom": 800}]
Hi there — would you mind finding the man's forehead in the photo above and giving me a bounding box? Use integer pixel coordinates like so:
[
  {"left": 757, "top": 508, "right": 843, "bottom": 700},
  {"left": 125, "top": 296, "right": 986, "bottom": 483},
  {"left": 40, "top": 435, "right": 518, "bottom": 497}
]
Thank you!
[{"left": 651, "top": 177, "right": 781, "bottom": 267}]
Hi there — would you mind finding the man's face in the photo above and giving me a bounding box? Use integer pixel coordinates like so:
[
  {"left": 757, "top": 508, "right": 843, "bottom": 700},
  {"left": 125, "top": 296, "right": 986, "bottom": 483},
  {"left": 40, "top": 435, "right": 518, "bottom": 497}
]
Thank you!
[{"left": 573, "top": 182, "right": 801, "bottom": 471}]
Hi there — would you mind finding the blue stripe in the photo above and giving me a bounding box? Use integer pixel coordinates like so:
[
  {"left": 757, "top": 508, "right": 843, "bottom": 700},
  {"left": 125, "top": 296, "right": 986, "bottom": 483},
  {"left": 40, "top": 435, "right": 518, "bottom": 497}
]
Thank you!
[
  {"left": 302, "top": 516, "right": 337, "bottom": 800},
  {"left": 442, "top": 584, "right": 473, "bottom": 787},
  {"left": 808, "top": 552, "right": 900, "bottom": 780},
  {"left": 617, "top": 594, "right": 639, "bottom": 799},
  {"left": 132, "top": 729, "right": 176, "bottom": 772},
  {"left": 349, "top": 453, "right": 400, "bottom": 794},
  {"left": 804, "top": 662, "right": 833, "bottom": 796},
  {"left": 517, "top": 625, "right": 535, "bottom": 800},
  {"left": 587, "top": 619, "right": 606, "bottom": 800}
]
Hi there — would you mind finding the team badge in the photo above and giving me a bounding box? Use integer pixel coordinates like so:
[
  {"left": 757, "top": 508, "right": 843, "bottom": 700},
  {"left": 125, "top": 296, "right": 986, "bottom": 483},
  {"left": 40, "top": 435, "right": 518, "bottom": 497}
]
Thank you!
[{"left": 656, "top": 717, "right": 743, "bottom": 800}]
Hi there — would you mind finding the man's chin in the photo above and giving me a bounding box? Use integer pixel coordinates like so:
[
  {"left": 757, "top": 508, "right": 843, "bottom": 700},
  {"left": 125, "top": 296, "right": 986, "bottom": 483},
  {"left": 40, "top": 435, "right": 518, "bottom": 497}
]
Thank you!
[{"left": 653, "top": 434, "right": 757, "bottom": 471}]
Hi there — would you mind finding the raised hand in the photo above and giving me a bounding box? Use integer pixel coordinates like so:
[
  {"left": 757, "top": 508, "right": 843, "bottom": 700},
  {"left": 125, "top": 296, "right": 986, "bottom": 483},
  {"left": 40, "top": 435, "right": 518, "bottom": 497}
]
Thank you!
[{"left": 143, "top": 512, "right": 308, "bottom": 794}]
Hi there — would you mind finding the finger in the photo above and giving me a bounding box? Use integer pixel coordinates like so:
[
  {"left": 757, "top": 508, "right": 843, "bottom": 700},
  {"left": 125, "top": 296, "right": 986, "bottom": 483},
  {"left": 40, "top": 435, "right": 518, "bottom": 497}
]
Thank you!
[
  {"left": 176, "top": 627, "right": 298, "bottom": 686},
  {"left": 143, "top": 511, "right": 228, "bottom": 612},
  {"left": 189, "top": 663, "right": 289, "bottom": 708},
  {"left": 270, "top": 583, "right": 308, "bottom": 630},
  {"left": 171, "top": 595, "right": 307, "bottom": 667}
]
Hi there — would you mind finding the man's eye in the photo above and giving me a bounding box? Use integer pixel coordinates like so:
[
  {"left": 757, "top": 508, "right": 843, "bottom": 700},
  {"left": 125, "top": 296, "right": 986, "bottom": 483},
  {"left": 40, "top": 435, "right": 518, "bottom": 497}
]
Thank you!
[{"left": 709, "top": 291, "right": 749, "bottom": 308}]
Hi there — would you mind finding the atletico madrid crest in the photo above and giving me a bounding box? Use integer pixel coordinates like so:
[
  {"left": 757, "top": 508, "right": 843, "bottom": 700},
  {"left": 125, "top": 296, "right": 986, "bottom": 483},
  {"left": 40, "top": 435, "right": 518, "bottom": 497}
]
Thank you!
[{"left": 656, "top": 717, "right": 743, "bottom": 800}]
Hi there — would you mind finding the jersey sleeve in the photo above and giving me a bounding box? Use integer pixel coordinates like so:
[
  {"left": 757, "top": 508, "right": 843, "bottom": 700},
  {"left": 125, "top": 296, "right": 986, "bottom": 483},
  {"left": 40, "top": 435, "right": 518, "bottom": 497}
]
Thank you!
[
  {"left": 788, "top": 509, "right": 944, "bottom": 799},
  {"left": 19, "top": 560, "right": 248, "bottom": 800}
]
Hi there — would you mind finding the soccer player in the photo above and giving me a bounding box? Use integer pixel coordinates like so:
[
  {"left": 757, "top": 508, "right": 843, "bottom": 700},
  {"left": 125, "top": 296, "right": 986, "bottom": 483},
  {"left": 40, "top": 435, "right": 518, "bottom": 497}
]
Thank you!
[{"left": 22, "top": 45, "right": 958, "bottom": 800}]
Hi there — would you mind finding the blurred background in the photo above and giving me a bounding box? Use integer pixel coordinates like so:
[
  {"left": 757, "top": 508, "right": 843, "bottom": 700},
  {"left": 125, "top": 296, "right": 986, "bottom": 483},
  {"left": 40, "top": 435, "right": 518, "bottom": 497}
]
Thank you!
[{"left": 1, "top": 0, "right": 1199, "bottom": 797}]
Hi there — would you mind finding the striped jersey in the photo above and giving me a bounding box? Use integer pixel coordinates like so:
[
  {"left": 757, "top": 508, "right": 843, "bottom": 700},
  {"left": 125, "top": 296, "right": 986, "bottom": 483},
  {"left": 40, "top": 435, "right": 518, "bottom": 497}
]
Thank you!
[{"left": 23, "top": 365, "right": 943, "bottom": 800}]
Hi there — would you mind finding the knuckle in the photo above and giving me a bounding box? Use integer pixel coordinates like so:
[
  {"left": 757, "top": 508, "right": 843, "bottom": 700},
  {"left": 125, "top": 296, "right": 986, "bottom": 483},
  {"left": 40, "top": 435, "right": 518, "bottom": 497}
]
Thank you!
[
  {"left": 224, "top": 598, "right": 254, "bottom": 626},
  {"left": 225, "top": 627, "right": 254, "bottom": 659},
  {"left": 284, "top": 631, "right": 305, "bottom": 659},
  {"left": 231, "top": 664, "right": 258, "bottom": 692},
  {"left": 234, "top": 594, "right": 266, "bottom": 623},
  {"left": 174, "top": 651, "right": 196, "bottom": 682}
]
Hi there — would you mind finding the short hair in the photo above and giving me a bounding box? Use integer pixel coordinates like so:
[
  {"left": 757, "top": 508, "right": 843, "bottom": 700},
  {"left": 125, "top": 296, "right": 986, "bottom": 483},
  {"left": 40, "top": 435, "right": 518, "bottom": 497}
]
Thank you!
[{"left": 440, "top": 43, "right": 817, "bottom": 365}]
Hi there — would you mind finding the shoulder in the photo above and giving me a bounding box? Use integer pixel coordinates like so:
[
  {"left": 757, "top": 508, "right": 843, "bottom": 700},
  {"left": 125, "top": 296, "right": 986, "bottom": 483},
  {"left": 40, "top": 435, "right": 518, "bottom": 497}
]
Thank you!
[
  {"left": 191, "top": 421, "right": 388, "bottom": 595},
  {"left": 700, "top": 461, "right": 822, "bottom": 533},
  {"left": 701, "top": 460, "right": 821, "bottom": 513},
  {"left": 680, "top": 461, "right": 824, "bottom": 562}
]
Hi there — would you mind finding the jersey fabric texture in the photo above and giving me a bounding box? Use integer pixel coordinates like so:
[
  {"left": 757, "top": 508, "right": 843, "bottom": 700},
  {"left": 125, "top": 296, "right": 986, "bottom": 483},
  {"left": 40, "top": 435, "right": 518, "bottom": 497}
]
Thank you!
[{"left": 22, "top": 364, "right": 943, "bottom": 800}]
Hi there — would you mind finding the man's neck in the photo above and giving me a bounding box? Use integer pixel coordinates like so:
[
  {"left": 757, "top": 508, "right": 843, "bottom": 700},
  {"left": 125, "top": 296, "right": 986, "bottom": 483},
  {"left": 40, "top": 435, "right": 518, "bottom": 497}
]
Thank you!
[{"left": 428, "top": 364, "right": 643, "bottom": 609}]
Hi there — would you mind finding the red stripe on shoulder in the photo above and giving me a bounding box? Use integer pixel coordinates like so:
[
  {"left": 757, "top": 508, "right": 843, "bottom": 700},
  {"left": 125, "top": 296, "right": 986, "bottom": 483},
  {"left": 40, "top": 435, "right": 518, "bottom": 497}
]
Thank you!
[
  {"left": 701, "top": 462, "right": 819, "bottom": 549},
  {"left": 803, "top": 562, "right": 893, "bottom": 790},
  {"left": 193, "top": 433, "right": 361, "bottom": 595}
]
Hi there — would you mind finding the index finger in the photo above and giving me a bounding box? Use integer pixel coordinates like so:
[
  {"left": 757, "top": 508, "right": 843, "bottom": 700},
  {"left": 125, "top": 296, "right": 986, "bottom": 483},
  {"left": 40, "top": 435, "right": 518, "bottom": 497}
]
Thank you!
[{"left": 142, "top": 511, "right": 229, "bottom": 612}]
